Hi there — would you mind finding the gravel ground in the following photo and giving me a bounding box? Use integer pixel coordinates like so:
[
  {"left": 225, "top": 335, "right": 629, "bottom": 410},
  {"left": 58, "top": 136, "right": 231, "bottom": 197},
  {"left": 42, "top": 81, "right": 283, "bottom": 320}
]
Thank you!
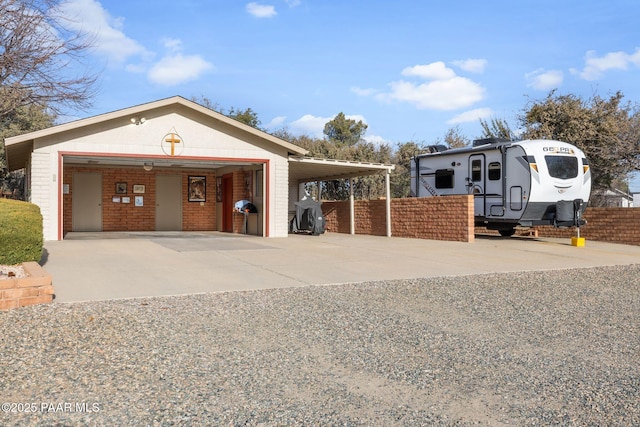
[
  {"left": 1, "top": 265, "right": 639, "bottom": 426},
  {"left": 0, "top": 265, "right": 26, "bottom": 280}
]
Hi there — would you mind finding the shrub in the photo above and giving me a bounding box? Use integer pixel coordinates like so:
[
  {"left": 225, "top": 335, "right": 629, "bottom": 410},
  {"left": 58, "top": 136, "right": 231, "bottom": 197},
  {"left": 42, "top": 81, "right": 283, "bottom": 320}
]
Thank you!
[{"left": 0, "top": 199, "right": 43, "bottom": 265}]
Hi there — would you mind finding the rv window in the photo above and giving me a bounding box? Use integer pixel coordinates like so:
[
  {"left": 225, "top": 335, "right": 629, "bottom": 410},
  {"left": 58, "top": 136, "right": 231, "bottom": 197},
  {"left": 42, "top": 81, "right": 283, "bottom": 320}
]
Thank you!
[
  {"left": 435, "top": 169, "right": 454, "bottom": 188},
  {"left": 471, "top": 160, "right": 482, "bottom": 182},
  {"left": 471, "top": 160, "right": 482, "bottom": 181},
  {"left": 488, "top": 162, "right": 501, "bottom": 180},
  {"left": 545, "top": 156, "right": 578, "bottom": 179}
]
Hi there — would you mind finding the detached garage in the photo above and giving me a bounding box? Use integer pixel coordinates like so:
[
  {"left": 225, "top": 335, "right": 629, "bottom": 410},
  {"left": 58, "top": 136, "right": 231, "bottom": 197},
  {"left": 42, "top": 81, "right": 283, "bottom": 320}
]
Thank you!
[{"left": 5, "top": 96, "right": 394, "bottom": 241}]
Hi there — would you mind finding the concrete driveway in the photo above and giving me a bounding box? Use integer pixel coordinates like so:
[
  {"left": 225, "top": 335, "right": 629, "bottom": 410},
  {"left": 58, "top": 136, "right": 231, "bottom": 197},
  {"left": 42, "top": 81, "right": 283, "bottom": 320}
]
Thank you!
[{"left": 42, "top": 232, "right": 640, "bottom": 303}]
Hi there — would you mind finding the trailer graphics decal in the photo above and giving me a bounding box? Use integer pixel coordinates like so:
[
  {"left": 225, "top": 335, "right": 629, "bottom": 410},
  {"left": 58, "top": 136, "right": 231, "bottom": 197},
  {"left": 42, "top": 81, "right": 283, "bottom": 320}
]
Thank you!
[
  {"left": 517, "top": 156, "right": 540, "bottom": 183},
  {"left": 419, "top": 175, "right": 439, "bottom": 196},
  {"left": 543, "top": 146, "right": 575, "bottom": 155}
]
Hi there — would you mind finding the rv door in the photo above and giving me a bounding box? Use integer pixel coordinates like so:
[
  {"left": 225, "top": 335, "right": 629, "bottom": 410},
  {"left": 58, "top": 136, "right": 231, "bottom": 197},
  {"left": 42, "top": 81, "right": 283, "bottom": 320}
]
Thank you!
[{"left": 469, "top": 154, "right": 486, "bottom": 217}]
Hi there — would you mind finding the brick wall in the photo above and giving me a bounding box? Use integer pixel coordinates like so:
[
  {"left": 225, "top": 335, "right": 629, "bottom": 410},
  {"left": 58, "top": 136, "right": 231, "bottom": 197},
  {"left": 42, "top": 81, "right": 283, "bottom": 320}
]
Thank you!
[
  {"left": 0, "top": 262, "right": 54, "bottom": 310},
  {"left": 232, "top": 170, "right": 246, "bottom": 234},
  {"left": 64, "top": 166, "right": 217, "bottom": 234},
  {"left": 533, "top": 207, "right": 640, "bottom": 246},
  {"left": 322, "top": 196, "right": 474, "bottom": 243},
  {"left": 102, "top": 168, "right": 156, "bottom": 232}
]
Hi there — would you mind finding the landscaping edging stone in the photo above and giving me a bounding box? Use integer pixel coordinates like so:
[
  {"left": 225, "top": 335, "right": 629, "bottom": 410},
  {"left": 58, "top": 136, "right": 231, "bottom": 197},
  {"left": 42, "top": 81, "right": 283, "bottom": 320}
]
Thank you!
[{"left": 0, "top": 262, "right": 54, "bottom": 310}]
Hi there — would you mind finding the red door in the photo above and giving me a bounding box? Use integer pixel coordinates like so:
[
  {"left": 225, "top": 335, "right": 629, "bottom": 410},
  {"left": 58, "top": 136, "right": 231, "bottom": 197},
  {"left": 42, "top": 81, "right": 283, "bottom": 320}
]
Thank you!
[{"left": 222, "top": 174, "right": 233, "bottom": 232}]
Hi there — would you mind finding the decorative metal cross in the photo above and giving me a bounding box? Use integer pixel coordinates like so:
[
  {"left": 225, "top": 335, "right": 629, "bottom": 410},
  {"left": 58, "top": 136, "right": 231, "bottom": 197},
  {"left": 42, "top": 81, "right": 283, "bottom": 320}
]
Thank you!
[{"left": 165, "top": 133, "right": 181, "bottom": 156}]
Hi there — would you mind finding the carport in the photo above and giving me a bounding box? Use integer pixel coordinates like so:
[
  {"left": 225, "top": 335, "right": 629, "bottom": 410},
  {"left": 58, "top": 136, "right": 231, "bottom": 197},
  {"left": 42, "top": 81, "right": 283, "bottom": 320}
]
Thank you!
[{"left": 288, "top": 156, "right": 395, "bottom": 236}]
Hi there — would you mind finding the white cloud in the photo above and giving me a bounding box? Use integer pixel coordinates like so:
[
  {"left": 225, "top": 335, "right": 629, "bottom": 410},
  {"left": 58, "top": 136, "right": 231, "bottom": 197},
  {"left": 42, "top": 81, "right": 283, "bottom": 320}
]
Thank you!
[
  {"left": 285, "top": 0, "right": 301, "bottom": 7},
  {"left": 124, "top": 64, "right": 146, "bottom": 74},
  {"left": 266, "top": 115, "right": 287, "bottom": 128},
  {"left": 288, "top": 113, "right": 368, "bottom": 137},
  {"left": 452, "top": 58, "right": 487, "bottom": 73},
  {"left": 401, "top": 62, "right": 456, "bottom": 80},
  {"left": 351, "top": 86, "right": 377, "bottom": 96},
  {"left": 148, "top": 54, "right": 213, "bottom": 86},
  {"left": 525, "top": 69, "right": 563, "bottom": 90},
  {"left": 384, "top": 76, "right": 485, "bottom": 110},
  {"left": 246, "top": 2, "right": 277, "bottom": 18},
  {"left": 572, "top": 48, "right": 640, "bottom": 80},
  {"left": 447, "top": 108, "right": 493, "bottom": 124},
  {"left": 345, "top": 114, "right": 368, "bottom": 124},
  {"left": 58, "top": 0, "right": 213, "bottom": 86},
  {"left": 289, "top": 114, "right": 331, "bottom": 137},
  {"left": 162, "top": 37, "right": 183, "bottom": 53},
  {"left": 364, "top": 61, "right": 486, "bottom": 111},
  {"left": 57, "top": 0, "right": 150, "bottom": 64},
  {"left": 363, "top": 134, "right": 389, "bottom": 146}
]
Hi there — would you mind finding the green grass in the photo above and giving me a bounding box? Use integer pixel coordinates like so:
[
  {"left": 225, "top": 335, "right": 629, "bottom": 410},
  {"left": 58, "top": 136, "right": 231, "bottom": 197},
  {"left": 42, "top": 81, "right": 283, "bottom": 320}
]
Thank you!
[{"left": 0, "top": 199, "right": 43, "bottom": 265}]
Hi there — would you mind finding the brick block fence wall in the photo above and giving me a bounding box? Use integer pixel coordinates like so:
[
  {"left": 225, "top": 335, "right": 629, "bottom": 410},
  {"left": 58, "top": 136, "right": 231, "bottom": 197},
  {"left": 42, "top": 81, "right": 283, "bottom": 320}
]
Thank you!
[
  {"left": 322, "top": 196, "right": 474, "bottom": 243},
  {"left": 533, "top": 208, "right": 640, "bottom": 246},
  {"left": 0, "top": 262, "right": 54, "bottom": 310},
  {"left": 322, "top": 199, "right": 640, "bottom": 246}
]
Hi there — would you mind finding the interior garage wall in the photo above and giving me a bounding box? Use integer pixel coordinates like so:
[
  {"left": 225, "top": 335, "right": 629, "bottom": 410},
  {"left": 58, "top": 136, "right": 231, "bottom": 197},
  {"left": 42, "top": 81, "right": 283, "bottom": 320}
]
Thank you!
[{"left": 63, "top": 166, "right": 216, "bottom": 235}]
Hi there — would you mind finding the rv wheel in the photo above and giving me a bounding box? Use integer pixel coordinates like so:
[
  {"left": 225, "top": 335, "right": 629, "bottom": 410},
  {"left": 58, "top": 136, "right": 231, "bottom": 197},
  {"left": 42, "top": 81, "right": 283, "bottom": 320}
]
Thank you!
[{"left": 498, "top": 228, "right": 516, "bottom": 237}]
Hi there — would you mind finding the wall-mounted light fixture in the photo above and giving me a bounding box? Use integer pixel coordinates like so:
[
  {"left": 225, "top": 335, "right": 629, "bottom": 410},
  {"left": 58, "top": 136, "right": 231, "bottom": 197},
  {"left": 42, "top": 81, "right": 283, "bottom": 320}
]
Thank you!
[
  {"left": 143, "top": 162, "right": 154, "bottom": 171},
  {"left": 131, "top": 117, "right": 146, "bottom": 125}
]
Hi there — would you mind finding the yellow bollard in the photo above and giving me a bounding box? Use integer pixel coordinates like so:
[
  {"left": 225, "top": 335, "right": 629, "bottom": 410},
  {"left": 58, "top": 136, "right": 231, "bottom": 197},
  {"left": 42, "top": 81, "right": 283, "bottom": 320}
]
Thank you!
[{"left": 571, "top": 236, "right": 586, "bottom": 247}]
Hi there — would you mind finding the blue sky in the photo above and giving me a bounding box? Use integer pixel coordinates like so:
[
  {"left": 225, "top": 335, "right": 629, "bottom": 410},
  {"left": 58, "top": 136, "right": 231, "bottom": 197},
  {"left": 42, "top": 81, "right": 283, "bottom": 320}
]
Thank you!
[{"left": 57, "top": 0, "right": 640, "bottom": 190}]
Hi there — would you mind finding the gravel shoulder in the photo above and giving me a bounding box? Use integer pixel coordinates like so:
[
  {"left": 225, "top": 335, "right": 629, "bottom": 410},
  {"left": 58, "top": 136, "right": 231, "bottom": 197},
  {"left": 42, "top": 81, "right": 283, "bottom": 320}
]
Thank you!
[{"left": 1, "top": 265, "right": 639, "bottom": 426}]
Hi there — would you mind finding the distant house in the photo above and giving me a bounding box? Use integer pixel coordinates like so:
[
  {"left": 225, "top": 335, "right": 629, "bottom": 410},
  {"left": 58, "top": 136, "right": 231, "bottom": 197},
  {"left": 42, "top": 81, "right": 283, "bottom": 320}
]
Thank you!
[
  {"left": 591, "top": 189, "right": 634, "bottom": 208},
  {"left": 5, "top": 96, "right": 393, "bottom": 240}
]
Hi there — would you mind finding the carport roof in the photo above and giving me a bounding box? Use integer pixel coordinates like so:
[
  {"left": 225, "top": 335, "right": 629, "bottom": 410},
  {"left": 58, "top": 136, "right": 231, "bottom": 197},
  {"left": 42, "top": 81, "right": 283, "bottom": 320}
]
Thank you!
[{"left": 289, "top": 156, "right": 395, "bottom": 183}]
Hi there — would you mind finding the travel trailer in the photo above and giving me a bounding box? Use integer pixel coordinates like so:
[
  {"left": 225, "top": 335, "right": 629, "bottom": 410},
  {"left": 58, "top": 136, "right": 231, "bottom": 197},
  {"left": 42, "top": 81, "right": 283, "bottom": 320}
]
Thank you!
[{"left": 410, "top": 139, "right": 591, "bottom": 236}]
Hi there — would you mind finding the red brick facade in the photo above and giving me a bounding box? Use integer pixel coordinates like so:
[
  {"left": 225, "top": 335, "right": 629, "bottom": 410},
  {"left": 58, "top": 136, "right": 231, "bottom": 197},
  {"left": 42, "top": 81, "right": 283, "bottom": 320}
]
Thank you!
[
  {"left": 63, "top": 166, "right": 220, "bottom": 235},
  {"left": 531, "top": 207, "right": 640, "bottom": 246},
  {"left": 323, "top": 198, "right": 640, "bottom": 246},
  {"left": 322, "top": 196, "right": 475, "bottom": 243}
]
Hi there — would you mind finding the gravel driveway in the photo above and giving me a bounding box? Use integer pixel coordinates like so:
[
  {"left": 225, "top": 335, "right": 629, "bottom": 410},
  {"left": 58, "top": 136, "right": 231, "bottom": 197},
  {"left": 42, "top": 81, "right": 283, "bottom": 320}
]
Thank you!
[{"left": 1, "top": 265, "right": 639, "bottom": 426}]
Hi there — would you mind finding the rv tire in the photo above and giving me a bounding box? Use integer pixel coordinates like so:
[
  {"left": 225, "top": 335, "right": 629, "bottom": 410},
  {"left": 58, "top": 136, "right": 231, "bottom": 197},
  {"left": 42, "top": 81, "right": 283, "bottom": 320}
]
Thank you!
[{"left": 498, "top": 228, "right": 516, "bottom": 237}]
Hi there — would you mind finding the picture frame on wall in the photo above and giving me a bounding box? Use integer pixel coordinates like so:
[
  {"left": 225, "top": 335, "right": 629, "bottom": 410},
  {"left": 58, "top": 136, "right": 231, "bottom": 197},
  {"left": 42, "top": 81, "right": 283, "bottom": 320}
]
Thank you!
[
  {"left": 216, "top": 177, "right": 222, "bottom": 202},
  {"left": 115, "top": 182, "right": 127, "bottom": 194},
  {"left": 122, "top": 196, "right": 131, "bottom": 204},
  {"left": 134, "top": 196, "right": 144, "bottom": 206},
  {"left": 133, "top": 184, "right": 145, "bottom": 194},
  {"left": 188, "top": 176, "right": 206, "bottom": 202}
]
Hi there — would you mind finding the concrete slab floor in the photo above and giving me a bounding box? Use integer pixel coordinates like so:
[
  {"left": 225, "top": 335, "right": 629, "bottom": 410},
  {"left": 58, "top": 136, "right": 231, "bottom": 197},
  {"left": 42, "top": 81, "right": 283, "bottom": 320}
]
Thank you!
[{"left": 42, "top": 232, "right": 640, "bottom": 303}]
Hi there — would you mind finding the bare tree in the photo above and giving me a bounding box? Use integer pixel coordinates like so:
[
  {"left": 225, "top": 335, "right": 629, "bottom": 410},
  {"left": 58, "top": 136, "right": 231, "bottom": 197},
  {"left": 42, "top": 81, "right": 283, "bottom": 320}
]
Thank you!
[
  {"left": 479, "top": 117, "right": 515, "bottom": 140},
  {"left": 444, "top": 125, "right": 470, "bottom": 148},
  {"left": 0, "top": 0, "right": 97, "bottom": 120}
]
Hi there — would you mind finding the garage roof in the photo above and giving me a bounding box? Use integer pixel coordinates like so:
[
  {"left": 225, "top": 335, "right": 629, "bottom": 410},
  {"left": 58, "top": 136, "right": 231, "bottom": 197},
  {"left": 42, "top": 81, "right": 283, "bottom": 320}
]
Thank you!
[{"left": 4, "top": 96, "right": 308, "bottom": 171}]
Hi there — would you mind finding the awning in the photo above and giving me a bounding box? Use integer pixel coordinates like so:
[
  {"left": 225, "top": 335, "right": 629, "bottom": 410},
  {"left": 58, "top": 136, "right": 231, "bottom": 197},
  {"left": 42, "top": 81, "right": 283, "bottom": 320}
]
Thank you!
[
  {"left": 288, "top": 156, "right": 395, "bottom": 237},
  {"left": 288, "top": 156, "right": 394, "bottom": 183}
]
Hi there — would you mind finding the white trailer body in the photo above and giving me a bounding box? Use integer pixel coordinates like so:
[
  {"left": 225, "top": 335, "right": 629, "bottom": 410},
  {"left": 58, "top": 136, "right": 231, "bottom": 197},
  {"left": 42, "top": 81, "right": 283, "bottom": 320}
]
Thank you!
[{"left": 410, "top": 139, "right": 591, "bottom": 235}]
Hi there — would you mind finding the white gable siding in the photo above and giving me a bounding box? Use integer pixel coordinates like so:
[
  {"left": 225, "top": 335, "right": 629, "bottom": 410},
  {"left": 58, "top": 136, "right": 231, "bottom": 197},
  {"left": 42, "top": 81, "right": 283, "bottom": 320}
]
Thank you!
[
  {"left": 35, "top": 113, "right": 276, "bottom": 159},
  {"left": 30, "top": 151, "right": 55, "bottom": 240},
  {"left": 273, "top": 157, "right": 290, "bottom": 237},
  {"left": 27, "top": 110, "right": 296, "bottom": 240}
]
